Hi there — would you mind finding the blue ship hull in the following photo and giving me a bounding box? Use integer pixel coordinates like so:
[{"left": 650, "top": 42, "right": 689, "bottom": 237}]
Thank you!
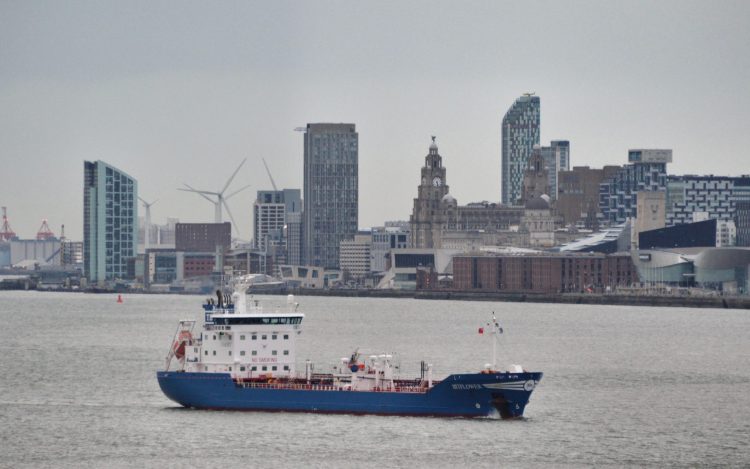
[{"left": 157, "top": 371, "right": 543, "bottom": 419}]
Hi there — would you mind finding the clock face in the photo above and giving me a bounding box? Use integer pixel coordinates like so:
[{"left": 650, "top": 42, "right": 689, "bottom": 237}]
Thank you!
[{"left": 432, "top": 176, "right": 442, "bottom": 187}]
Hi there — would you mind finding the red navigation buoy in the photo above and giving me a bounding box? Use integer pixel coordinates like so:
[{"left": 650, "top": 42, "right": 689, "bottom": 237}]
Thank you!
[{"left": 117, "top": 294, "right": 123, "bottom": 303}]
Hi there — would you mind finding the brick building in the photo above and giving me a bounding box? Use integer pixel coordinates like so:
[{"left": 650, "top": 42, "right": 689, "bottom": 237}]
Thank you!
[{"left": 452, "top": 252, "right": 637, "bottom": 293}]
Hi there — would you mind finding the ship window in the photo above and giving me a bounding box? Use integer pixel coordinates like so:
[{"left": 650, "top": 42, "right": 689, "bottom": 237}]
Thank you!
[
  {"left": 240, "top": 335, "right": 245, "bottom": 340},
  {"left": 252, "top": 351, "right": 257, "bottom": 356},
  {"left": 272, "top": 350, "right": 277, "bottom": 356},
  {"left": 252, "top": 335, "right": 257, "bottom": 340},
  {"left": 251, "top": 366, "right": 257, "bottom": 371},
  {"left": 283, "top": 335, "right": 289, "bottom": 340},
  {"left": 283, "top": 365, "right": 289, "bottom": 371},
  {"left": 283, "top": 350, "right": 289, "bottom": 355},
  {"left": 272, "top": 366, "right": 277, "bottom": 371},
  {"left": 261, "top": 335, "right": 267, "bottom": 340},
  {"left": 240, "top": 351, "right": 246, "bottom": 356},
  {"left": 272, "top": 334, "right": 277, "bottom": 340},
  {"left": 262, "top": 366, "right": 267, "bottom": 371}
]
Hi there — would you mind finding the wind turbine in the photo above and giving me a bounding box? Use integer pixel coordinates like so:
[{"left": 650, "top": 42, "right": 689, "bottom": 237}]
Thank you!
[
  {"left": 139, "top": 197, "right": 158, "bottom": 253},
  {"left": 178, "top": 158, "right": 250, "bottom": 236}
]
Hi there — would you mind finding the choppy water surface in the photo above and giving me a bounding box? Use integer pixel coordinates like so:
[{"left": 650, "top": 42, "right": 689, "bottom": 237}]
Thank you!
[{"left": 0, "top": 291, "right": 748, "bottom": 468}]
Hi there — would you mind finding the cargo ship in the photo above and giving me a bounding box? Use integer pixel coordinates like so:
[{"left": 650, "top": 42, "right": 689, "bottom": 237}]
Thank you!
[{"left": 157, "top": 278, "right": 542, "bottom": 419}]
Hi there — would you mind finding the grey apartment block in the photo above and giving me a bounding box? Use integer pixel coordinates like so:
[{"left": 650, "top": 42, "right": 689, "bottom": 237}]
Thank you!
[
  {"left": 501, "top": 95, "right": 540, "bottom": 204},
  {"left": 599, "top": 149, "right": 671, "bottom": 225},
  {"left": 303, "top": 123, "right": 358, "bottom": 269},
  {"left": 83, "top": 160, "right": 138, "bottom": 285},
  {"left": 253, "top": 188, "right": 301, "bottom": 251}
]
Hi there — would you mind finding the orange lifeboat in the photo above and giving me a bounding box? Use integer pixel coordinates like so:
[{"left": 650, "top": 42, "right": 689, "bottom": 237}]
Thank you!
[{"left": 172, "top": 330, "right": 193, "bottom": 360}]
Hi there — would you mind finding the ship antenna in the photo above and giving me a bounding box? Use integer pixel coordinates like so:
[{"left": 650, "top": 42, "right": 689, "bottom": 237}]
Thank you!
[{"left": 490, "top": 312, "right": 504, "bottom": 370}]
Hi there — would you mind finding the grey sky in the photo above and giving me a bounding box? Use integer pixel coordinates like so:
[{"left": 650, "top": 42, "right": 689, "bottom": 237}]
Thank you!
[{"left": 1, "top": 0, "right": 749, "bottom": 241}]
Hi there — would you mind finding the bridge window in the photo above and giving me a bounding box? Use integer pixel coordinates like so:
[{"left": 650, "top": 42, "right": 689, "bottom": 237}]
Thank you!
[
  {"left": 272, "top": 366, "right": 277, "bottom": 371},
  {"left": 272, "top": 350, "right": 277, "bottom": 356},
  {"left": 240, "top": 366, "right": 246, "bottom": 371},
  {"left": 283, "top": 350, "right": 289, "bottom": 355},
  {"left": 261, "top": 335, "right": 267, "bottom": 340},
  {"left": 212, "top": 351, "right": 216, "bottom": 356},
  {"left": 283, "top": 365, "right": 289, "bottom": 371},
  {"left": 240, "top": 335, "right": 245, "bottom": 340},
  {"left": 252, "top": 350, "right": 257, "bottom": 356},
  {"left": 240, "top": 351, "right": 245, "bottom": 356},
  {"left": 283, "top": 334, "right": 289, "bottom": 340},
  {"left": 272, "top": 334, "right": 277, "bottom": 340},
  {"left": 251, "top": 366, "right": 257, "bottom": 371},
  {"left": 262, "top": 366, "right": 267, "bottom": 371},
  {"left": 252, "top": 335, "right": 257, "bottom": 340}
]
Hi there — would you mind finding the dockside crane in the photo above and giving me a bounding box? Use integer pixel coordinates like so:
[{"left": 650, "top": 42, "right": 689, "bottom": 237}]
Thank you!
[{"left": 0, "top": 207, "right": 16, "bottom": 241}]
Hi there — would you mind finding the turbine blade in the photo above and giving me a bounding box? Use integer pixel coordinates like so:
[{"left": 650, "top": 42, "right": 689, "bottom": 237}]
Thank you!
[
  {"left": 220, "top": 158, "right": 247, "bottom": 195},
  {"left": 223, "top": 200, "right": 240, "bottom": 236},
  {"left": 225, "top": 184, "right": 251, "bottom": 201},
  {"left": 179, "top": 187, "right": 215, "bottom": 203}
]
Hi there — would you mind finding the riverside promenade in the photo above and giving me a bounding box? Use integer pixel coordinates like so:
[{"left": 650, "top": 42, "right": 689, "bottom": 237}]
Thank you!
[{"left": 259, "top": 287, "right": 750, "bottom": 310}]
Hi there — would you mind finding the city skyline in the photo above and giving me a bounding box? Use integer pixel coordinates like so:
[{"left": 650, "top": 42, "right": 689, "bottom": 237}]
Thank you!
[{"left": 2, "top": 1, "right": 750, "bottom": 240}]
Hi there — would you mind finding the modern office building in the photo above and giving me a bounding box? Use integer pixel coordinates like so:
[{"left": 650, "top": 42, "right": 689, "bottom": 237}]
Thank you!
[
  {"left": 736, "top": 201, "right": 750, "bottom": 247},
  {"left": 540, "top": 140, "right": 570, "bottom": 199},
  {"left": 501, "top": 94, "right": 540, "bottom": 204},
  {"left": 285, "top": 211, "right": 303, "bottom": 266},
  {"left": 370, "top": 222, "right": 410, "bottom": 273},
  {"left": 339, "top": 233, "right": 372, "bottom": 280},
  {"left": 666, "top": 175, "right": 750, "bottom": 226},
  {"left": 83, "top": 161, "right": 138, "bottom": 285},
  {"left": 253, "top": 189, "right": 301, "bottom": 252},
  {"left": 599, "top": 149, "right": 671, "bottom": 225},
  {"left": 303, "top": 123, "right": 358, "bottom": 269}
]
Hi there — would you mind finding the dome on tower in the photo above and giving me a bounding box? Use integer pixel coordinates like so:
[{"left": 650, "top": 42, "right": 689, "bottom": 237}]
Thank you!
[
  {"left": 441, "top": 193, "right": 457, "bottom": 206},
  {"left": 525, "top": 196, "right": 550, "bottom": 210},
  {"left": 429, "top": 136, "right": 438, "bottom": 151}
]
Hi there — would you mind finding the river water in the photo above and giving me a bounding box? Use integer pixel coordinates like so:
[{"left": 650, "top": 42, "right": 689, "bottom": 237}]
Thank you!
[{"left": 0, "top": 291, "right": 748, "bottom": 468}]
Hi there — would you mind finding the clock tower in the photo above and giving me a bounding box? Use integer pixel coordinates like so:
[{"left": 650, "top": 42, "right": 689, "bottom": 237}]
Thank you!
[{"left": 410, "top": 137, "right": 450, "bottom": 248}]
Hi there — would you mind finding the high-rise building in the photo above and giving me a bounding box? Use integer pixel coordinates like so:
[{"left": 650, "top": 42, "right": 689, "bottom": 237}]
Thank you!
[
  {"left": 541, "top": 140, "right": 570, "bottom": 199},
  {"left": 253, "top": 189, "right": 301, "bottom": 251},
  {"left": 501, "top": 94, "right": 540, "bottom": 205},
  {"left": 83, "top": 161, "right": 138, "bottom": 285},
  {"left": 303, "top": 123, "right": 358, "bottom": 269},
  {"left": 599, "top": 149, "right": 672, "bottom": 226}
]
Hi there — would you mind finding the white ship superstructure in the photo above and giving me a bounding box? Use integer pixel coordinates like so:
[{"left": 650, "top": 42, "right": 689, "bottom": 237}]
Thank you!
[{"left": 167, "top": 278, "right": 303, "bottom": 376}]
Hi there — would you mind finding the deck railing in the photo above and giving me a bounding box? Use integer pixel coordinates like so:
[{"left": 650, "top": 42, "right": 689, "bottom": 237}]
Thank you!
[{"left": 235, "top": 381, "right": 428, "bottom": 394}]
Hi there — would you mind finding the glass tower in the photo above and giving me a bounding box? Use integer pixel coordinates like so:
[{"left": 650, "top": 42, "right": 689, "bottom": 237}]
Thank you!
[
  {"left": 541, "top": 140, "right": 570, "bottom": 200},
  {"left": 84, "top": 161, "right": 138, "bottom": 285},
  {"left": 502, "top": 95, "right": 540, "bottom": 205},
  {"left": 303, "top": 123, "right": 358, "bottom": 269}
]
